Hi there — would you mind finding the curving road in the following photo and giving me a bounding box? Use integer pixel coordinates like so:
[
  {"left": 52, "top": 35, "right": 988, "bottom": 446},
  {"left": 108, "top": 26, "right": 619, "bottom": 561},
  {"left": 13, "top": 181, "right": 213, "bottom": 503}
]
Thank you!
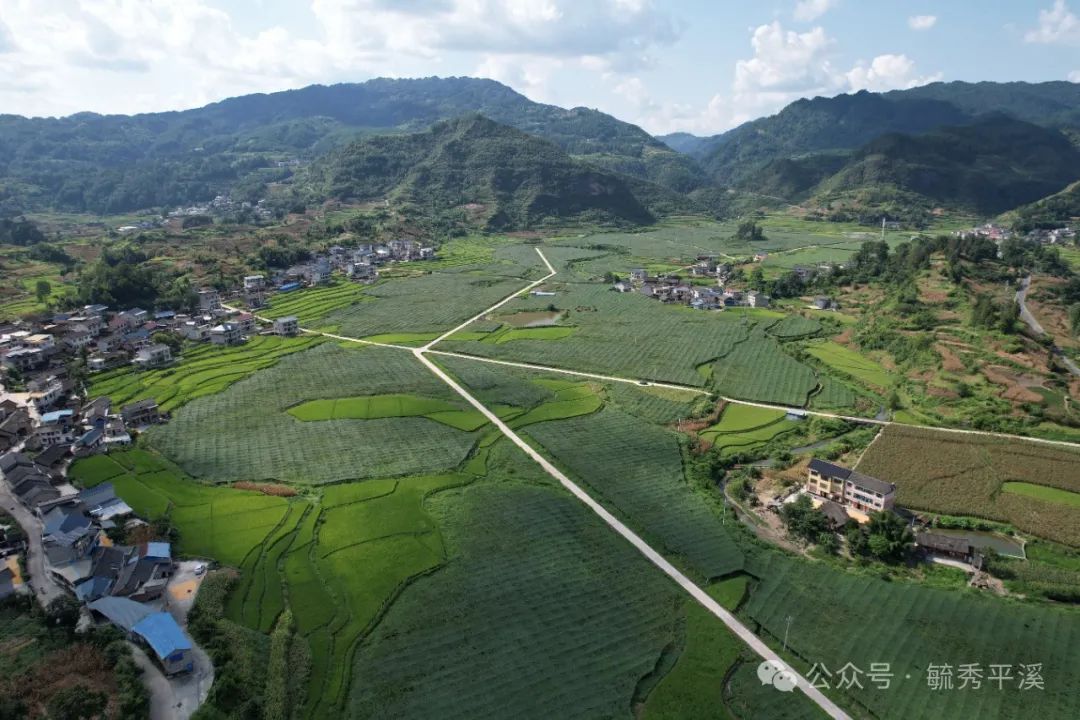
[{"left": 1016, "top": 275, "right": 1080, "bottom": 378}]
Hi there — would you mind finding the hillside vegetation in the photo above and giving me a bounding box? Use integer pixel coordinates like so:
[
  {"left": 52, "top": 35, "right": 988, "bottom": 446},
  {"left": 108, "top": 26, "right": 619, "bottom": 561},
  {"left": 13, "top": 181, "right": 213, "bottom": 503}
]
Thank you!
[
  {"left": 0, "top": 76, "right": 703, "bottom": 214},
  {"left": 301, "top": 115, "right": 657, "bottom": 229}
]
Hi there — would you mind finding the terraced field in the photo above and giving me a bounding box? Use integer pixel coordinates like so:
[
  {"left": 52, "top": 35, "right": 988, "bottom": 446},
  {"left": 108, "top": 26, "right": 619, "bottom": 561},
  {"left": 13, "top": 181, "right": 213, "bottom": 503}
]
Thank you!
[
  {"left": 699, "top": 405, "right": 801, "bottom": 457},
  {"left": 88, "top": 335, "right": 323, "bottom": 411},
  {"left": 69, "top": 449, "right": 292, "bottom": 566},
  {"left": 261, "top": 281, "right": 372, "bottom": 328},
  {"left": 806, "top": 340, "right": 894, "bottom": 392}
]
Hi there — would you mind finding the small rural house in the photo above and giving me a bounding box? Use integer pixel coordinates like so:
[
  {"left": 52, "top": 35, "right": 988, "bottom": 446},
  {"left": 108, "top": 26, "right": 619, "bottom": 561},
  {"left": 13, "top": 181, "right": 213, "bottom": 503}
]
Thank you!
[
  {"left": 274, "top": 316, "right": 300, "bottom": 337},
  {"left": 88, "top": 597, "right": 194, "bottom": 675},
  {"left": 806, "top": 459, "right": 896, "bottom": 512}
]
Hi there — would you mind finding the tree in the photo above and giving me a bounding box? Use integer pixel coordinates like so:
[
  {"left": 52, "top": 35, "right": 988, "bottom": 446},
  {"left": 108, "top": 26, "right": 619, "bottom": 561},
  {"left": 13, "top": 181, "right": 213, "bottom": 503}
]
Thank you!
[
  {"left": 779, "top": 495, "right": 831, "bottom": 544},
  {"left": 45, "top": 685, "right": 107, "bottom": 720},
  {"left": 998, "top": 299, "right": 1020, "bottom": 334},
  {"left": 1069, "top": 303, "right": 1080, "bottom": 336},
  {"left": 34, "top": 279, "right": 52, "bottom": 303},
  {"left": 734, "top": 219, "right": 765, "bottom": 242},
  {"left": 152, "top": 331, "right": 182, "bottom": 354},
  {"left": 46, "top": 595, "right": 82, "bottom": 636},
  {"left": 864, "top": 511, "right": 913, "bottom": 563}
]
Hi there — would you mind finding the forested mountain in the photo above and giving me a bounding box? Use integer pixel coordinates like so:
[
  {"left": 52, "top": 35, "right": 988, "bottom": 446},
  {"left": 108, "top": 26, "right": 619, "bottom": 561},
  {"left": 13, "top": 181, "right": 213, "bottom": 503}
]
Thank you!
[
  {"left": 1005, "top": 181, "right": 1080, "bottom": 231},
  {"left": 666, "top": 81, "right": 1080, "bottom": 194},
  {"left": 0, "top": 77, "right": 704, "bottom": 214},
  {"left": 301, "top": 115, "right": 657, "bottom": 229},
  {"left": 886, "top": 81, "right": 1080, "bottom": 127},
  {"left": 749, "top": 116, "right": 1080, "bottom": 216}
]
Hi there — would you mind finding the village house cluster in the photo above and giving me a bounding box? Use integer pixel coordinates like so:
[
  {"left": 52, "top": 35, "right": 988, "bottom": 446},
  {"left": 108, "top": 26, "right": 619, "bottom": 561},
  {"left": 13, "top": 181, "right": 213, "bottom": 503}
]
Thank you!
[
  {"left": 1, "top": 446, "right": 195, "bottom": 674},
  {"left": 612, "top": 260, "right": 772, "bottom": 310}
]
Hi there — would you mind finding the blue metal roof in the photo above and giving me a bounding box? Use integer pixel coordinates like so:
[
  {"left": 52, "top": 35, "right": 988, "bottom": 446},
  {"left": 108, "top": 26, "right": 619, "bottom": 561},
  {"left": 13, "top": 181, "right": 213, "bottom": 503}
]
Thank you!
[
  {"left": 279, "top": 282, "right": 301, "bottom": 292},
  {"left": 133, "top": 613, "right": 192, "bottom": 660},
  {"left": 144, "top": 542, "right": 171, "bottom": 559},
  {"left": 40, "top": 409, "right": 74, "bottom": 424}
]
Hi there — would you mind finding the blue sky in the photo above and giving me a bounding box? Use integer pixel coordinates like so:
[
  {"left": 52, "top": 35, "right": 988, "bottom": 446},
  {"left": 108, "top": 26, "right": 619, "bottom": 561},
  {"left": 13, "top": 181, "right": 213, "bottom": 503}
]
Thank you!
[{"left": 0, "top": 1, "right": 1077, "bottom": 134}]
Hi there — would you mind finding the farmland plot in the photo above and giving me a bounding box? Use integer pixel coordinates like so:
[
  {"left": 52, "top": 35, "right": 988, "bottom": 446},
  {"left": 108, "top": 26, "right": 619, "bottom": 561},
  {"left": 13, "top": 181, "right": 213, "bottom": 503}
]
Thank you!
[
  {"left": 856, "top": 425, "right": 1080, "bottom": 546},
  {"left": 711, "top": 335, "right": 819, "bottom": 407},
  {"left": 742, "top": 549, "right": 1080, "bottom": 720},
  {"left": 326, "top": 272, "right": 534, "bottom": 339},
  {"left": 347, "top": 481, "right": 684, "bottom": 720},
  {"left": 88, "top": 335, "right": 322, "bottom": 411},
  {"left": 441, "top": 282, "right": 753, "bottom": 386},
  {"left": 806, "top": 340, "right": 894, "bottom": 392},
  {"left": 526, "top": 408, "right": 744, "bottom": 580},
  {"left": 69, "top": 449, "right": 292, "bottom": 567},
  {"left": 150, "top": 343, "right": 479, "bottom": 484},
  {"left": 699, "top": 405, "right": 800, "bottom": 457},
  {"left": 261, "top": 281, "right": 372, "bottom": 328}
]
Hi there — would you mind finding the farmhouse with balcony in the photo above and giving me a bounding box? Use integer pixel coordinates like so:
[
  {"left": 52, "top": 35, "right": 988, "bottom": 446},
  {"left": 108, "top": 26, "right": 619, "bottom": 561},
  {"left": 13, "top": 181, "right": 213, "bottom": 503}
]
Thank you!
[
  {"left": 806, "top": 458, "right": 896, "bottom": 512},
  {"left": 132, "top": 344, "right": 172, "bottom": 369},
  {"left": 121, "top": 399, "right": 160, "bottom": 427},
  {"left": 274, "top": 316, "right": 300, "bottom": 337}
]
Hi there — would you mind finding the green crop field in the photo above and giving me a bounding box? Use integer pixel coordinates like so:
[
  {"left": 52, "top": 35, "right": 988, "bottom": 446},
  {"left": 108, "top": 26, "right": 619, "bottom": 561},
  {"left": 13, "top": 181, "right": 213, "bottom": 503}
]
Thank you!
[
  {"left": 149, "top": 343, "right": 481, "bottom": 484},
  {"left": 526, "top": 407, "right": 743, "bottom": 580},
  {"left": 325, "top": 272, "right": 534, "bottom": 339},
  {"left": 806, "top": 341, "right": 894, "bottom": 391},
  {"left": 857, "top": 425, "right": 1080, "bottom": 546},
  {"left": 742, "top": 549, "right": 1080, "bottom": 720},
  {"left": 69, "top": 449, "right": 292, "bottom": 566},
  {"left": 767, "top": 315, "right": 824, "bottom": 339},
  {"left": 261, "top": 281, "right": 372, "bottom": 328},
  {"left": 711, "top": 334, "right": 819, "bottom": 406},
  {"left": 441, "top": 282, "right": 754, "bottom": 386},
  {"left": 700, "top": 405, "right": 801, "bottom": 457},
  {"left": 346, "top": 481, "right": 684, "bottom": 720},
  {"left": 1002, "top": 482, "right": 1080, "bottom": 508},
  {"left": 286, "top": 392, "right": 494, "bottom": 431},
  {"left": 87, "top": 335, "right": 323, "bottom": 412}
]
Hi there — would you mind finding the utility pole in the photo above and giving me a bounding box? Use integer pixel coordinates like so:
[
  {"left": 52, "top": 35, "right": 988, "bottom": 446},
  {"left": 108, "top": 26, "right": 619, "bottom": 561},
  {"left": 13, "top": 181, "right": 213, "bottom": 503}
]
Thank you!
[
  {"left": 880, "top": 216, "right": 885, "bottom": 241},
  {"left": 783, "top": 615, "right": 794, "bottom": 653}
]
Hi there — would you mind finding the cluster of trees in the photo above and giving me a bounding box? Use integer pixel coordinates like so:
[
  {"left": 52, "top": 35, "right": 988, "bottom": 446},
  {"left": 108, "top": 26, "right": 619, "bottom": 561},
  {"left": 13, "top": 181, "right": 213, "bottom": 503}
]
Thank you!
[
  {"left": 0, "top": 594, "right": 148, "bottom": 720},
  {"left": 780, "top": 495, "right": 914, "bottom": 563},
  {"left": 0, "top": 216, "right": 47, "bottom": 245},
  {"left": 733, "top": 219, "right": 766, "bottom": 242},
  {"left": 76, "top": 245, "right": 197, "bottom": 311},
  {"left": 970, "top": 293, "right": 1021, "bottom": 333}
]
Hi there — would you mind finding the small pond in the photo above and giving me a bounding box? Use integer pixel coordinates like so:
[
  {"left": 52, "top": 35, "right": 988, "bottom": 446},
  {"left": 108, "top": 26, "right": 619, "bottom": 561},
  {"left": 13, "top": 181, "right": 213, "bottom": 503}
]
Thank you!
[
  {"left": 930, "top": 528, "right": 1026, "bottom": 559},
  {"left": 499, "top": 310, "right": 564, "bottom": 328}
]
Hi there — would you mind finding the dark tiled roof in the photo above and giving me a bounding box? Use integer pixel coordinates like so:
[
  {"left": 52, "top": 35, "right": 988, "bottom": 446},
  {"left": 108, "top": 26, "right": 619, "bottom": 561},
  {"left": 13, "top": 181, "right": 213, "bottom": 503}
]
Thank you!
[
  {"left": 916, "top": 532, "right": 971, "bottom": 555},
  {"left": 808, "top": 458, "right": 852, "bottom": 480},
  {"left": 818, "top": 500, "right": 850, "bottom": 528},
  {"left": 847, "top": 470, "right": 896, "bottom": 496}
]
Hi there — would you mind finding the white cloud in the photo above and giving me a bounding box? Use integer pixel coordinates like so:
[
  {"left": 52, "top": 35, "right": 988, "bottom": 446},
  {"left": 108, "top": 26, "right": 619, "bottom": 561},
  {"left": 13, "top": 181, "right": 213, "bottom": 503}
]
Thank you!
[
  {"left": 633, "top": 21, "right": 941, "bottom": 135},
  {"left": 1069, "top": 69, "right": 1080, "bottom": 82},
  {"left": 908, "top": 15, "right": 937, "bottom": 31},
  {"left": 793, "top": 0, "right": 837, "bottom": 23},
  {"left": 1025, "top": 1, "right": 1080, "bottom": 44},
  {"left": 0, "top": 0, "right": 681, "bottom": 117},
  {"left": 846, "top": 53, "right": 941, "bottom": 92}
]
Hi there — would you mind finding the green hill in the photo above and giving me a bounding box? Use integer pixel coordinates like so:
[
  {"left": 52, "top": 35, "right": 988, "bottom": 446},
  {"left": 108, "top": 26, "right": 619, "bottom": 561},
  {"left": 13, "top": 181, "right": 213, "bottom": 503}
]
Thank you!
[
  {"left": 670, "top": 81, "right": 1080, "bottom": 190},
  {"left": 745, "top": 116, "right": 1080, "bottom": 216},
  {"left": 302, "top": 115, "right": 656, "bottom": 230},
  {"left": 1005, "top": 181, "right": 1080, "bottom": 231},
  {"left": 0, "top": 77, "right": 705, "bottom": 214}
]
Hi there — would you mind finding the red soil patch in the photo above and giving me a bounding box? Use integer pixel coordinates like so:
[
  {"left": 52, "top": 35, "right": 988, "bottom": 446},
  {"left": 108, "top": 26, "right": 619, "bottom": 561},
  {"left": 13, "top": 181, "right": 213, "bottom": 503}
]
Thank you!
[{"left": 233, "top": 481, "right": 297, "bottom": 497}]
